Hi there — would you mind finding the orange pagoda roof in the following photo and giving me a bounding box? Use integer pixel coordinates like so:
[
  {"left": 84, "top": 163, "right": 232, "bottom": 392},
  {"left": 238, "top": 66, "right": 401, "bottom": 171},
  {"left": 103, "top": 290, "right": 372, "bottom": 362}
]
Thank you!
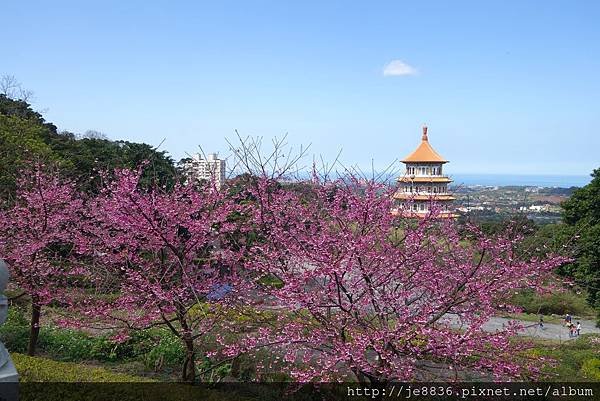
[{"left": 402, "top": 126, "right": 447, "bottom": 163}]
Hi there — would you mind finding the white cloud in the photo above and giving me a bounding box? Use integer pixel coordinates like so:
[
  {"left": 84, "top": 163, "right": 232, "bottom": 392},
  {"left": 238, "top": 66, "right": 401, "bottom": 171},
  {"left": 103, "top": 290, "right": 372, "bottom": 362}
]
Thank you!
[{"left": 382, "top": 60, "right": 418, "bottom": 76}]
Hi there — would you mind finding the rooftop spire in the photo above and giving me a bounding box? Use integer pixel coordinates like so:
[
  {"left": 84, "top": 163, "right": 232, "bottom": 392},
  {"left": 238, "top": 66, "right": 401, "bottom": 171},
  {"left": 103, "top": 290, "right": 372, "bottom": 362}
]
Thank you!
[{"left": 402, "top": 125, "right": 447, "bottom": 163}]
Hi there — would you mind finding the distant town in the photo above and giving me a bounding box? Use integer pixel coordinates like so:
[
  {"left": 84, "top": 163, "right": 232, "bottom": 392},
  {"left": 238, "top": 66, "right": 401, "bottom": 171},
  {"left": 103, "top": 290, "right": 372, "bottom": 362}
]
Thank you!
[
  {"left": 180, "top": 129, "right": 578, "bottom": 225},
  {"left": 452, "top": 185, "right": 574, "bottom": 224}
]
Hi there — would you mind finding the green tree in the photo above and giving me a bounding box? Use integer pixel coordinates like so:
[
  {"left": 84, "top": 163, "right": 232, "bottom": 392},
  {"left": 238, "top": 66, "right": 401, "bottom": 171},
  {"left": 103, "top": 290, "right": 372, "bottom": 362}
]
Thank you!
[
  {"left": 561, "top": 168, "right": 600, "bottom": 307},
  {"left": 0, "top": 94, "right": 177, "bottom": 196},
  {"left": 0, "top": 94, "right": 58, "bottom": 134},
  {"left": 0, "top": 114, "right": 62, "bottom": 199}
]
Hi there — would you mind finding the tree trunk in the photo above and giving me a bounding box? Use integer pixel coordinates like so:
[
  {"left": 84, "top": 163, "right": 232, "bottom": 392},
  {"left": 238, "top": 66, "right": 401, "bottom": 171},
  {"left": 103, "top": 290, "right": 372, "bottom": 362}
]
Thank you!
[
  {"left": 28, "top": 300, "right": 41, "bottom": 356},
  {"left": 230, "top": 357, "right": 241, "bottom": 378},
  {"left": 181, "top": 336, "right": 196, "bottom": 383}
]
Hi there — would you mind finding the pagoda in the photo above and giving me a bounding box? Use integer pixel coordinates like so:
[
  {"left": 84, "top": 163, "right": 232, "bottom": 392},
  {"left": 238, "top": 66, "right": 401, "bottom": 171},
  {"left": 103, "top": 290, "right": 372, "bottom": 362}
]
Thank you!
[{"left": 392, "top": 126, "right": 457, "bottom": 218}]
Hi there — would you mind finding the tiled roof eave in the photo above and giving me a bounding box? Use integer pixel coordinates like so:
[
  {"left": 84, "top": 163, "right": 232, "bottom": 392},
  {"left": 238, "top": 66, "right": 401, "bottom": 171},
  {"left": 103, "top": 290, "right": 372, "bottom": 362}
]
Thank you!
[
  {"left": 393, "top": 194, "right": 456, "bottom": 201},
  {"left": 398, "top": 177, "right": 453, "bottom": 183}
]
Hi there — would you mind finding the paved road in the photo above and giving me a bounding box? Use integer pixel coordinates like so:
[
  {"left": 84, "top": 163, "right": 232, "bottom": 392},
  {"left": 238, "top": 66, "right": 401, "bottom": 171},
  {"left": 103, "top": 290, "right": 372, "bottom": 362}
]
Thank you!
[
  {"left": 260, "top": 301, "right": 599, "bottom": 341},
  {"left": 442, "top": 314, "right": 600, "bottom": 341}
]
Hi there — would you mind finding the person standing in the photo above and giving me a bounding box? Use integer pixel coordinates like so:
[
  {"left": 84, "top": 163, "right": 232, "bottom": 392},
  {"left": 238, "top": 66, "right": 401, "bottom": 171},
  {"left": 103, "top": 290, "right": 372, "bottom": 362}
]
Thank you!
[
  {"left": 565, "top": 313, "right": 572, "bottom": 324},
  {"left": 539, "top": 314, "right": 544, "bottom": 329},
  {"left": 576, "top": 322, "right": 581, "bottom": 336}
]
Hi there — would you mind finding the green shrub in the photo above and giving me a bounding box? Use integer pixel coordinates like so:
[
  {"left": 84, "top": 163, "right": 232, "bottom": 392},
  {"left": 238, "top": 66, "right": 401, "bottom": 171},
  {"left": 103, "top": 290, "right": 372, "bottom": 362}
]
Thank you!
[
  {"left": 197, "top": 355, "right": 232, "bottom": 381},
  {"left": 135, "top": 328, "right": 185, "bottom": 370},
  {"left": 529, "top": 334, "right": 600, "bottom": 381},
  {"left": 580, "top": 358, "right": 600, "bottom": 380},
  {"left": 257, "top": 274, "right": 284, "bottom": 289},
  {"left": 41, "top": 328, "right": 105, "bottom": 361},
  {"left": 0, "top": 306, "right": 30, "bottom": 352},
  {"left": 510, "top": 290, "right": 594, "bottom": 316},
  {"left": 0, "top": 306, "right": 185, "bottom": 368}
]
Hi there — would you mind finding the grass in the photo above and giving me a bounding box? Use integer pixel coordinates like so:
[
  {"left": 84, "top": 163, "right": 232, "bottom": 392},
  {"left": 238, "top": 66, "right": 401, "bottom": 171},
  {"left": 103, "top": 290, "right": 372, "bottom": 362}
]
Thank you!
[
  {"left": 13, "top": 353, "right": 155, "bottom": 382},
  {"left": 528, "top": 334, "right": 600, "bottom": 381}
]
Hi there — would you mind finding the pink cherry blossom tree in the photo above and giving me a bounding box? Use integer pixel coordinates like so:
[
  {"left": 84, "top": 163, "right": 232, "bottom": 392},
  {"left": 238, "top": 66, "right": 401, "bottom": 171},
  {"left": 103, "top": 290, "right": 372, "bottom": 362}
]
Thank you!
[
  {"left": 228, "top": 173, "right": 568, "bottom": 383},
  {"left": 78, "top": 166, "right": 250, "bottom": 383},
  {"left": 0, "top": 164, "right": 84, "bottom": 356}
]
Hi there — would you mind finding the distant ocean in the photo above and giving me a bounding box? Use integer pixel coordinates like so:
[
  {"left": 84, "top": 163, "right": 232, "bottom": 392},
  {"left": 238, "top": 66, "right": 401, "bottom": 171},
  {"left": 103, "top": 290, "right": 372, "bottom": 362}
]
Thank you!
[{"left": 449, "top": 174, "right": 591, "bottom": 188}]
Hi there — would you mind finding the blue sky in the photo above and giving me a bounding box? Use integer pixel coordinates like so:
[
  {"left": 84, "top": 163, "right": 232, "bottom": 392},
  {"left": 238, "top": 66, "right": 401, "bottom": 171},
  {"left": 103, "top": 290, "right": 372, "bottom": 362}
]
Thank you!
[{"left": 2, "top": 0, "right": 599, "bottom": 175}]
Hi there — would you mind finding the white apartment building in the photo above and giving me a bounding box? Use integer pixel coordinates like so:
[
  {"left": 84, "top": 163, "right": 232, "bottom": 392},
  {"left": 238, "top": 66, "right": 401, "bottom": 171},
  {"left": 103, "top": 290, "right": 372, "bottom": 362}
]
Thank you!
[{"left": 182, "top": 153, "right": 226, "bottom": 189}]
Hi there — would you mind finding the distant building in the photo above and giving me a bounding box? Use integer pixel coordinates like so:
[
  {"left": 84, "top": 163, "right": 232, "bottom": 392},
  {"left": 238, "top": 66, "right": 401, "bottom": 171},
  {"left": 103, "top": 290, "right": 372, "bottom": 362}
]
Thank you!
[
  {"left": 392, "top": 126, "right": 457, "bottom": 218},
  {"left": 519, "top": 204, "right": 549, "bottom": 213},
  {"left": 182, "top": 153, "right": 226, "bottom": 189}
]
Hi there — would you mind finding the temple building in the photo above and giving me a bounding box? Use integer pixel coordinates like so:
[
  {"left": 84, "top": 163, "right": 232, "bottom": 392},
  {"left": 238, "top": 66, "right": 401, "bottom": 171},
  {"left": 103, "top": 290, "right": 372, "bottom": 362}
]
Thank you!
[{"left": 392, "top": 126, "right": 457, "bottom": 218}]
